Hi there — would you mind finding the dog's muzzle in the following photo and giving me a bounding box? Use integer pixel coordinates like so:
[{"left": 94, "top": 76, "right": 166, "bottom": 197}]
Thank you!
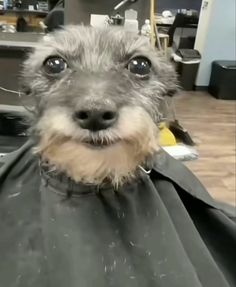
[
  {"left": 73, "top": 107, "right": 119, "bottom": 149},
  {"left": 73, "top": 108, "right": 118, "bottom": 132},
  {"left": 82, "top": 137, "right": 120, "bottom": 149}
]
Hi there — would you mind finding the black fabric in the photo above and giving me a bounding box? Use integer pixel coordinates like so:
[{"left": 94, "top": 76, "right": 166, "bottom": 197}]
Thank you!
[
  {"left": 44, "top": 3, "right": 64, "bottom": 32},
  {"left": 0, "top": 141, "right": 235, "bottom": 287}
]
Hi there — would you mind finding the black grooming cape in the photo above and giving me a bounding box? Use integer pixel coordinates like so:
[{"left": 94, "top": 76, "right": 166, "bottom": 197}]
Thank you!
[{"left": 0, "top": 141, "right": 235, "bottom": 287}]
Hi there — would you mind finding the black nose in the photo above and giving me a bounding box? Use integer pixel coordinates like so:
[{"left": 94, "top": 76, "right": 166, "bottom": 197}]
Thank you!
[{"left": 74, "top": 109, "right": 118, "bottom": 131}]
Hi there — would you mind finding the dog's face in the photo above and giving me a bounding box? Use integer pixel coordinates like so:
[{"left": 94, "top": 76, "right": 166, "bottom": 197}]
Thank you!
[{"left": 23, "top": 26, "right": 177, "bottom": 186}]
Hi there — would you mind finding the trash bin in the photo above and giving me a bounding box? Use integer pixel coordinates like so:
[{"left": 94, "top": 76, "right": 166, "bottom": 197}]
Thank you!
[
  {"left": 172, "top": 49, "right": 201, "bottom": 91},
  {"left": 209, "top": 61, "right": 236, "bottom": 100}
]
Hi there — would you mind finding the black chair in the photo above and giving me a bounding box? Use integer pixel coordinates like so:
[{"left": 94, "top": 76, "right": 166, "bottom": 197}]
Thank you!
[
  {"left": 0, "top": 110, "right": 28, "bottom": 155},
  {"left": 16, "top": 17, "right": 28, "bottom": 32},
  {"left": 168, "top": 13, "right": 199, "bottom": 48},
  {"left": 44, "top": 0, "right": 64, "bottom": 32}
]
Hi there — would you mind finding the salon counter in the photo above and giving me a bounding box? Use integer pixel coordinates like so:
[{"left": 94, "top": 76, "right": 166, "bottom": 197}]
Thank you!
[
  {"left": 0, "top": 32, "right": 43, "bottom": 47},
  {"left": 0, "top": 33, "right": 44, "bottom": 106}
]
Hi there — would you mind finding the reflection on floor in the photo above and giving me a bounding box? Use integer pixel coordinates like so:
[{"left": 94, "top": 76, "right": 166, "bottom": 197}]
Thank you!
[{"left": 174, "top": 91, "right": 236, "bottom": 206}]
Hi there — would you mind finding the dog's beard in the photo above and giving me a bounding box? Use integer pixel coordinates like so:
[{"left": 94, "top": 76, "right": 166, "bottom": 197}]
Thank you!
[{"left": 34, "top": 106, "right": 159, "bottom": 186}]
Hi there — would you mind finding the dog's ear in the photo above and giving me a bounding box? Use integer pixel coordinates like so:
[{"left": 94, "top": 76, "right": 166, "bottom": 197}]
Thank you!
[
  {"left": 18, "top": 82, "right": 37, "bottom": 114},
  {"left": 155, "top": 53, "right": 179, "bottom": 97},
  {"left": 158, "top": 61, "right": 179, "bottom": 97},
  {"left": 165, "top": 61, "right": 179, "bottom": 97},
  {"left": 20, "top": 84, "right": 31, "bottom": 96},
  {"left": 166, "top": 87, "right": 179, "bottom": 97},
  {"left": 138, "top": 39, "right": 178, "bottom": 98}
]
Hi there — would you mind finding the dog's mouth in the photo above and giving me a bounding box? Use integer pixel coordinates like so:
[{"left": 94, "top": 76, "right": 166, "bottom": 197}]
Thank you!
[{"left": 82, "top": 138, "right": 120, "bottom": 149}]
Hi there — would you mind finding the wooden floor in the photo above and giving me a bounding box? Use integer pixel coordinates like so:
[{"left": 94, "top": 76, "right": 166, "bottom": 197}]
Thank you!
[{"left": 174, "top": 91, "right": 236, "bottom": 206}]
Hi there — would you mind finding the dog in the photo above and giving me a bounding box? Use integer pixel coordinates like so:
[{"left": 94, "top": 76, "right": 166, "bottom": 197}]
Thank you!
[
  {"left": 1, "top": 26, "right": 235, "bottom": 287},
  {"left": 22, "top": 26, "right": 177, "bottom": 187}
]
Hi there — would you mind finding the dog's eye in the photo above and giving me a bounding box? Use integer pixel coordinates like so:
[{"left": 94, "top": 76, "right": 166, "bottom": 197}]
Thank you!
[
  {"left": 43, "top": 56, "right": 68, "bottom": 74},
  {"left": 128, "top": 57, "right": 151, "bottom": 78}
]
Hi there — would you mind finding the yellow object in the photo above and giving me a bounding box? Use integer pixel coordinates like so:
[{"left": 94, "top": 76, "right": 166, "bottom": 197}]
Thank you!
[{"left": 159, "top": 123, "right": 177, "bottom": 146}]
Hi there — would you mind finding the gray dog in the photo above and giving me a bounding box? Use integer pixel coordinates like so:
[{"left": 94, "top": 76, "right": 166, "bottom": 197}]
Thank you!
[
  {"left": 0, "top": 26, "right": 235, "bottom": 287},
  {"left": 22, "top": 26, "right": 177, "bottom": 186}
]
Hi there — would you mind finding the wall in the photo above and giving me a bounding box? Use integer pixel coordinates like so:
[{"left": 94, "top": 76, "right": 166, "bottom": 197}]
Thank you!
[
  {"left": 22, "top": 0, "right": 38, "bottom": 9},
  {"left": 194, "top": 0, "right": 213, "bottom": 54},
  {"left": 65, "top": 0, "right": 149, "bottom": 27},
  {"left": 65, "top": 0, "right": 203, "bottom": 26},
  {"left": 158, "top": 0, "right": 202, "bottom": 12},
  {"left": 195, "top": 0, "right": 236, "bottom": 87}
]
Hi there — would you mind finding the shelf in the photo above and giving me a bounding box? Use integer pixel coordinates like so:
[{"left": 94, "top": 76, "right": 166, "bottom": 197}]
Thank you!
[{"left": 0, "top": 9, "right": 48, "bottom": 16}]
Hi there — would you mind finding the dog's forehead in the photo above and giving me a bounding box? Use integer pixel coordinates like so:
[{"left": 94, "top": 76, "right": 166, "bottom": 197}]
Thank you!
[{"left": 41, "top": 26, "right": 151, "bottom": 62}]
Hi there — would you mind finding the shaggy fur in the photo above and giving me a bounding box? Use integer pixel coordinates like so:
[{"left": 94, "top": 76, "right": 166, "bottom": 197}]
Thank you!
[{"left": 22, "top": 26, "right": 177, "bottom": 186}]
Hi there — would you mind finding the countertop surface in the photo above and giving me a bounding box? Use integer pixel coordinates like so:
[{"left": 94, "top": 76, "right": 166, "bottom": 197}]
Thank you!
[
  {"left": 0, "top": 32, "right": 44, "bottom": 47},
  {"left": 0, "top": 9, "right": 48, "bottom": 15},
  {"left": 0, "top": 40, "right": 39, "bottom": 47}
]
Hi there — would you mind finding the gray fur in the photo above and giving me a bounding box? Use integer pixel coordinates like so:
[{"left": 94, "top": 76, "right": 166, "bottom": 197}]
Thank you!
[{"left": 22, "top": 25, "right": 177, "bottom": 138}]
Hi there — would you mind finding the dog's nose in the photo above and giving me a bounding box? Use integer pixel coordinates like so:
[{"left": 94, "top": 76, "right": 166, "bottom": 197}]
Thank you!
[{"left": 74, "top": 109, "right": 118, "bottom": 131}]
